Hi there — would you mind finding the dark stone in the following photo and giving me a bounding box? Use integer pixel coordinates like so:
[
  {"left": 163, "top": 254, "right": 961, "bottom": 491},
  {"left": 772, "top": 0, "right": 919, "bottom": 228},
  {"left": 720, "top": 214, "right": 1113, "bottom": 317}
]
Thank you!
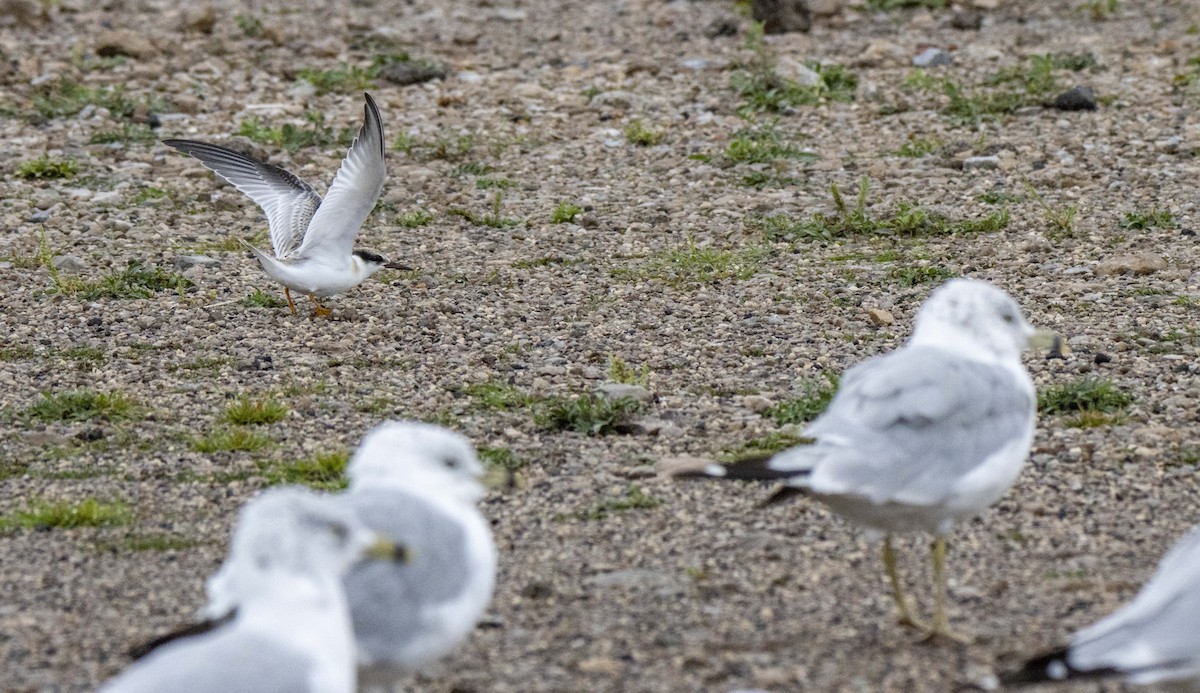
[
  {"left": 751, "top": 0, "right": 811, "bottom": 34},
  {"left": 87, "top": 316, "right": 103, "bottom": 327},
  {"left": 1052, "top": 86, "right": 1097, "bottom": 111},
  {"left": 950, "top": 8, "right": 983, "bottom": 30},
  {"left": 76, "top": 428, "right": 105, "bottom": 442},
  {"left": 1094, "top": 352, "right": 1113, "bottom": 364},
  {"left": 377, "top": 59, "right": 449, "bottom": 86}
]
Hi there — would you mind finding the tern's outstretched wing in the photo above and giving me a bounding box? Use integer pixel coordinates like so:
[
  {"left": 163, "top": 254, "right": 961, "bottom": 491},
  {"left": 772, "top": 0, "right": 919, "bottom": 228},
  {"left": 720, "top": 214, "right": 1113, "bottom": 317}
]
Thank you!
[
  {"left": 163, "top": 139, "right": 320, "bottom": 259},
  {"left": 292, "top": 92, "right": 386, "bottom": 260}
]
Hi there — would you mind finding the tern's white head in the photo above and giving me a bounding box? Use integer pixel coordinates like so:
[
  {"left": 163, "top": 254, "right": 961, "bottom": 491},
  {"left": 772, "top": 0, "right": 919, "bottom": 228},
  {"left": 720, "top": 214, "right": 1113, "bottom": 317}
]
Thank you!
[
  {"left": 352, "top": 250, "right": 407, "bottom": 278},
  {"left": 346, "top": 420, "right": 486, "bottom": 503},
  {"left": 909, "top": 278, "right": 1035, "bottom": 362}
]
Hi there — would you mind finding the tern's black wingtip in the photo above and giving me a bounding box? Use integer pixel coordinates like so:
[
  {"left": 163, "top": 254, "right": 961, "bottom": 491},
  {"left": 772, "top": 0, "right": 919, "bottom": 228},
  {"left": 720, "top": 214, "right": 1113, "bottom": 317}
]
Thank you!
[{"left": 999, "top": 647, "right": 1120, "bottom": 687}]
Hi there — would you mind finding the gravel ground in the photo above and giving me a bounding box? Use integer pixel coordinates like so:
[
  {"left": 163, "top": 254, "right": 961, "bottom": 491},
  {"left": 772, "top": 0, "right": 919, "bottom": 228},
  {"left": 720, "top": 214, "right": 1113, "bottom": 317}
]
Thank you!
[{"left": 3, "top": 0, "right": 1200, "bottom": 691}]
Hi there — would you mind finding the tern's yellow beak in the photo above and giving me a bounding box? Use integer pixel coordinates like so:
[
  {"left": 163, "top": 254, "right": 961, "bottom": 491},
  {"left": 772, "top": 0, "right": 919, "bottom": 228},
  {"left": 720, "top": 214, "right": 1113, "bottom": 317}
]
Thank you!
[
  {"left": 1028, "top": 328, "right": 1068, "bottom": 357},
  {"left": 363, "top": 537, "right": 413, "bottom": 564}
]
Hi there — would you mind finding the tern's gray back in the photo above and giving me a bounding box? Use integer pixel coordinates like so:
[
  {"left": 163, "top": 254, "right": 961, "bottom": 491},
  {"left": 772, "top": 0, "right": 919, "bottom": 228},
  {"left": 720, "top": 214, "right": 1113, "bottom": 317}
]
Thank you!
[
  {"left": 804, "top": 346, "right": 1034, "bottom": 504},
  {"left": 102, "top": 631, "right": 314, "bottom": 693},
  {"left": 335, "top": 488, "right": 472, "bottom": 655}
]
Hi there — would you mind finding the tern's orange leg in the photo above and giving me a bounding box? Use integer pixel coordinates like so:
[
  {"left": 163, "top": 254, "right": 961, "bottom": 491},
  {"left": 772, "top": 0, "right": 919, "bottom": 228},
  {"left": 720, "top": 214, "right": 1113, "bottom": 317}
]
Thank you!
[
  {"left": 307, "top": 294, "right": 332, "bottom": 317},
  {"left": 284, "top": 288, "right": 298, "bottom": 316}
]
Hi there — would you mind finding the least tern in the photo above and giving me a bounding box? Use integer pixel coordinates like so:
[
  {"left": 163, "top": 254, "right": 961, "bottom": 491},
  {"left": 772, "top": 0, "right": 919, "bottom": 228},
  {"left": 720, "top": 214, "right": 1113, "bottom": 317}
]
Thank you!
[
  {"left": 164, "top": 93, "right": 407, "bottom": 317},
  {"left": 106, "top": 488, "right": 410, "bottom": 693},
  {"left": 676, "top": 279, "right": 1047, "bottom": 642},
  {"left": 1003, "top": 525, "right": 1200, "bottom": 688}
]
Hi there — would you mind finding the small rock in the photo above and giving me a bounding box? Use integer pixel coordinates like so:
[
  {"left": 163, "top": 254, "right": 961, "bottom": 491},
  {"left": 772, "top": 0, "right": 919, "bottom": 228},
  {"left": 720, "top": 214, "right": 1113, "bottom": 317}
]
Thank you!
[
  {"left": 751, "top": 0, "right": 811, "bottom": 34},
  {"left": 175, "top": 255, "right": 219, "bottom": 270},
  {"left": 511, "top": 82, "right": 549, "bottom": 99},
  {"left": 1052, "top": 86, "right": 1097, "bottom": 111},
  {"left": 492, "top": 7, "right": 527, "bottom": 21},
  {"left": 76, "top": 427, "right": 105, "bottom": 442},
  {"left": 95, "top": 29, "right": 156, "bottom": 59},
  {"left": 963, "top": 155, "right": 1001, "bottom": 171},
  {"left": 91, "top": 191, "right": 121, "bottom": 205},
  {"left": 867, "top": 308, "right": 895, "bottom": 326},
  {"left": 179, "top": 5, "right": 216, "bottom": 34},
  {"left": 578, "top": 657, "right": 623, "bottom": 676},
  {"left": 1095, "top": 253, "right": 1167, "bottom": 276},
  {"left": 1094, "top": 353, "right": 1113, "bottom": 364},
  {"left": 588, "top": 568, "right": 677, "bottom": 589},
  {"left": 596, "top": 383, "right": 654, "bottom": 403},
  {"left": 29, "top": 209, "right": 51, "bottom": 222},
  {"left": 51, "top": 254, "right": 85, "bottom": 271},
  {"left": 855, "top": 39, "right": 906, "bottom": 68},
  {"left": 807, "top": 0, "right": 843, "bottom": 16},
  {"left": 743, "top": 395, "right": 775, "bottom": 413},
  {"left": 622, "top": 418, "right": 666, "bottom": 436},
  {"left": 950, "top": 8, "right": 983, "bottom": 29},
  {"left": 777, "top": 58, "right": 822, "bottom": 87},
  {"left": 1158, "top": 135, "right": 1183, "bottom": 153},
  {"left": 616, "top": 465, "right": 658, "bottom": 480},
  {"left": 0, "top": 262, "right": 12, "bottom": 270},
  {"left": 912, "top": 47, "right": 953, "bottom": 67},
  {"left": 377, "top": 59, "right": 449, "bottom": 86}
]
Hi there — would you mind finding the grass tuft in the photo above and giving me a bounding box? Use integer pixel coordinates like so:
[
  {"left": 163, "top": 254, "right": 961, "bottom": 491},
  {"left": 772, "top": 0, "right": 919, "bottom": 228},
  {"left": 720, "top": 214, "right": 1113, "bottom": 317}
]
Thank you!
[
  {"left": 551, "top": 202, "right": 583, "bottom": 224},
  {"left": 243, "top": 288, "right": 287, "bottom": 308},
  {"left": 463, "top": 381, "right": 536, "bottom": 411},
  {"left": 25, "top": 389, "right": 136, "bottom": 422},
  {"left": 719, "top": 431, "right": 808, "bottom": 463},
  {"left": 0, "top": 498, "right": 132, "bottom": 531},
  {"left": 624, "top": 119, "right": 665, "bottom": 146},
  {"left": 223, "top": 396, "right": 288, "bottom": 425},
  {"left": 396, "top": 209, "right": 434, "bottom": 228},
  {"left": 613, "top": 239, "right": 765, "bottom": 287},
  {"left": 260, "top": 451, "right": 349, "bottom": 491},
  {"left": 732, "top": 23, "right": 857, "bottom": 115},
  {"left": 237, "top": 111, "right": 353, "bottom": 153},
  {"left": 191, "top": 427, "right": 273, "bottom": 453},
  {"left": 581, "top": 484, "right": 661, "bottom": 520},
  {"left": 1038, "top": 377, "right": 1133, "bottom": 415},
  {"left": 17, "top": 157, "right": 78, "bottom": 180},
  {"left": 479, "top": 446, "right": 526, "bottom": 473},
  {"left": 1120, "top": 209, "right": 1176, "bottom": 230},
  {"left": 536, "top": 394, "right": 640, "bottom": 435},
  {"left": 766, "top": 375, "right": 839, "bottom": 425}
]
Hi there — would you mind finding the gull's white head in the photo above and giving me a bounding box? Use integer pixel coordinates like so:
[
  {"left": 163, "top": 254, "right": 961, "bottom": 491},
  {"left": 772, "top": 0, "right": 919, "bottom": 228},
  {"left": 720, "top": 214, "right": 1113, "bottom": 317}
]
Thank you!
[
  {"left": 910, "top": 278, "right": 1035, "bottom": 362},
  {"left": 347, "top": 420, "right": 486, "bottom": 503},
  {"left": 205, "top": 487, "right": 386, "bottom": 615}
]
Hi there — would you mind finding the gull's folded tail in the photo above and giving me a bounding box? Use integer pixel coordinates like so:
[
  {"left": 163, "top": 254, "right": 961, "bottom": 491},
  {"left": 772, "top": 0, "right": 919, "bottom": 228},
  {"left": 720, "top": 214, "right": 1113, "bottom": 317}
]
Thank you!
[
  {"left": 671, "top": 449, "right": 816, "bottom": 506},
  {"left": 127, "top": 612, "right": 235, "bottom": 660},
  {"left": 1000, "top": 647, "right": 1120, "bottom": 687}
]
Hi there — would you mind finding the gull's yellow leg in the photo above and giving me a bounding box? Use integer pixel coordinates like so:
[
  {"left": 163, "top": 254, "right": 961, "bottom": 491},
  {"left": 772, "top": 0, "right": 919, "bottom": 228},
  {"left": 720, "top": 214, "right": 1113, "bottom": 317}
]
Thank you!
[
  {"left": 883, "top": 536, "right": 927, "bottom": 630},
  {"left": 284, "top": 288, "right": 297, "bottom": 316},
  {"left": 922, "top": 537, "right": 972, "bottom": 645},
  {"left": 307, "top": 294, "right": 332, "bottom": 317}
]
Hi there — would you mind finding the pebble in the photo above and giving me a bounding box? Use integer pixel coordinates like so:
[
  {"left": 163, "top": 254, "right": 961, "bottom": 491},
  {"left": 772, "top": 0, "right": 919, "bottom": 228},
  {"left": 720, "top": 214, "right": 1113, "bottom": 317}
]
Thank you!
[
  {"left": 1094, "top": 253, "right": 1167, "bottom": 276},
  {"left": 963, "top": 155, "right": 1001, "bottom": 171},
  {"left": 51, "top": 255, "right": 86, "bottom": 271},
  {"left": 1052, "top": 86, "right": 1098, "bottom": 111},
  {"left": 595, "top": 383, "right": 654, "bottom": 403},
  {"left": 378, "top": 60, "right": 449, "bottom": 86},
  {"left": 751, "top": 0, "right": 811, "bottom": 34},
  {"left": 742, "top": 395, "right": 774, "bottom": 413},
  {"left": 912, "top": 47, "right": 953, "bottom": 67},
  {"left": 95, "top": 29, "right": 156, "bottom": 59},
  {"left": 174, "top": 255, "right": 219, "bottom": 270},
  {"left": 866, "top": 308, "right": 895, "bottom": 326},
  {"left": 778, "top": 59, "right": 822, "bottom": 87}
]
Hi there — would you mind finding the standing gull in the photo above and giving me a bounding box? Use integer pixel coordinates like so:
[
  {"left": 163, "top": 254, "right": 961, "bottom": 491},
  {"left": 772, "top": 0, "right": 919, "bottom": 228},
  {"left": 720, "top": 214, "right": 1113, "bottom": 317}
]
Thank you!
[
  {"left": 676, "top": 278, "right": 1050, "bottom": 641},
  {"left": 163, "top": 92, "right": 407, "bottom": 317},
  {"left": 330, "top": 421, "right": 497, "bottom": 688},
  {"left": 1003, "top": 525, "right": 1200, "bottom": 688},
  {"left": 104, "top": 487, "right": 408, "bottom": 693}
]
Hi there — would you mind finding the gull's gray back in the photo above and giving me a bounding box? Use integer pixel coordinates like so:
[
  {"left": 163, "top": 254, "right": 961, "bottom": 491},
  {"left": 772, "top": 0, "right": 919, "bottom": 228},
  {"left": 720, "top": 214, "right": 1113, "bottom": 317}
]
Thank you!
[
  {"left": 801, "top": 345, "right": 1034, "bottom": 506},
  {"left": 335, "top": 487, "right": 472, "bottom": 659},
  {"left": 102, "top": 632, "right": 314, "bottom": 693}
]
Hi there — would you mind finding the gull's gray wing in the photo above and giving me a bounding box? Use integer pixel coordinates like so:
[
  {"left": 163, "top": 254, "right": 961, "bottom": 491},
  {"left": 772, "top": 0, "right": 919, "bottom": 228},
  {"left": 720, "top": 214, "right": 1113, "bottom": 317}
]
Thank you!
[
  {"left": 333, "top": 487, "right": 471, "bottom": 663},
  {"left": 102, "top": 631, "right": 314, "bottom": 693},
  {"left": 293, "top": 93, "right": 385, "bottom": 260},
  {"left": 777, "top": 345, "right": 1034, "bottom": 506},
  {"left": 163, "top": 139, "right": 320, "bottom": 259},
  {"left": 1067, "top": 526, "right": 1200, "bottom": 683}
]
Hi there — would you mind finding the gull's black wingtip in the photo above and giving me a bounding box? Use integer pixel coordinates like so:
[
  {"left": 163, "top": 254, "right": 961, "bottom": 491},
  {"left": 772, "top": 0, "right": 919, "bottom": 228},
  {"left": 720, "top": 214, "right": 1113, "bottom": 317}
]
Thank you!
[
  {"left": 127, "top": 612, "right": 234, "bottom": 660},
  {"left": 999, "top": 647, "right": 1119, "bottom": 687}
]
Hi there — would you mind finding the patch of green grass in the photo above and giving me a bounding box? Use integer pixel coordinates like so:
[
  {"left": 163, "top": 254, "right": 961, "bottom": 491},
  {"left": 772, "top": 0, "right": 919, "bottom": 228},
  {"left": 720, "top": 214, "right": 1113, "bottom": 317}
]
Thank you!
[
  {"left": 624, "top": 119, "right": 665, "bottom": 146},
  {"left": 223, "top": 396, "right": 288, "bottom": 425},
  {"left": 978, "top": 190, "right": 1024, "bottom": 205},
  {"left": 895, "top": 137, "right": 940, "bottom": 158},
  {"left": 88, "top": 123, "right": 156, "bottom": 145},
  {"left": 131, "top": 186, "right": 170, "bottom": 205},
  {"left": 237, "top": 111, "right": 354, "bottom": 153},
  {"left": 753, "top": 177, "right": 1009, "bottom": 242},
  {"left": 297, "top": 63, "right": 376, "bottom": 95},
  {"left": 260, "top": 451, "right": 349, "bottom": 491},
  {"left": 243, "top": 288, "right": 287, "bottom": 308},
  {"left": 394, "top": 133, "right": 477, "bottom": 162},
  {"left": 1064, "top": 409, "right": 1125, "bottom": 429},
  {"left": 938, "top": 55, "right": 1069, "bottom": 126},
  {"left": 463, "top": 381, "right": 536, "bottom": 411},
  {"left": 724, "top": 124, "right": 818, "bottom": 164},
  {"left": 0, "top": 345, "right": 35, "bottom": 361},
  {"left": 613, "top": 239, "right": 765, "bottom": 287},
  {"left": 234, "top": 13, "right": 264, "bottom": 37},
  {"left": 731, "top": 23, "right": 857, "bottom": 116},
  {"left": 766, "top": 374, "right": 839, "bottom": 425},
  {"left": 396, "top": 209, "right": 434, "bottom": 228},
  {"left": 29, "top": 77, "right": 161, "bottom": 122},
  {"left": 719, "top": 431, "right": 808, "bottom": 463},
  {"left": 0, "top": 498, "right": 132, "bottom": 531},
  {"left": 1038, "top": 377, "right": 1133, "bottom": 415},
  {"left": 25, "top": 389, "right": 136, "bottom": 422},
  {"left": 738, "top": 171, "right": 802, "bottom": 189},
  {"left": 608, "top": 355, "right": 651, "bottom": 386},
  {"left": 476, "top": 177, "right": 516, "bottom": 190},
  {"left": 581, "top": 484, "right": 660, "bottom": 520},
  {"left": 1119, "top": 209, "right": 1176, "bottom": 230},
  {"left": 551, "top": 202, "right": 583, "bottom": 224},
  {"left": 479, "top": 446, "right": 526, "bottom": 473},
  {"left": 452, "top": 161, "right": 493, "bottom": 177},
  {"left": 16, "top": 157, "right": 78, "bottom": 180},
  {"left": 1051, "top": 52, "right": 1097, "bottom": 71},
  {"left": 1027, "top": 187, "right": 1079, "bottom": 238},
  {"left": 193, "top": 231, "right": 267, "bottom": 253},
  {"left": 447, "top": 192, "right": 519, "bottom": 228},
  {"left": 535, "top": 394, "right": 640, "bottom": 435},
  {"left": 94, "top": 532, "right": 202, "bottom": 552},
  {"left": 62, "top": 262, "right": 194, "bottom": 300},
  {"left": 511, "top": 255, "right": 583, "bottom": 269},
  {"left": 1080, "top": 0, "right": 1117, "bottom": 20},
  {"left": 888, "top": 265, "right": 956, "bottom": 286},
  {"left": 191, "top": 427, "right": 272, "bottom": 453}
]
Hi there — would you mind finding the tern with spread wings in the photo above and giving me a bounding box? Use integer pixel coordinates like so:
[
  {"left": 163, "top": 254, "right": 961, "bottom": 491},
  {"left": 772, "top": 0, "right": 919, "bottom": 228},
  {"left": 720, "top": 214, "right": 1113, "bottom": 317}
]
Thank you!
[{"left": 164, "top": 93, "right": 406, "bottom": 316}]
